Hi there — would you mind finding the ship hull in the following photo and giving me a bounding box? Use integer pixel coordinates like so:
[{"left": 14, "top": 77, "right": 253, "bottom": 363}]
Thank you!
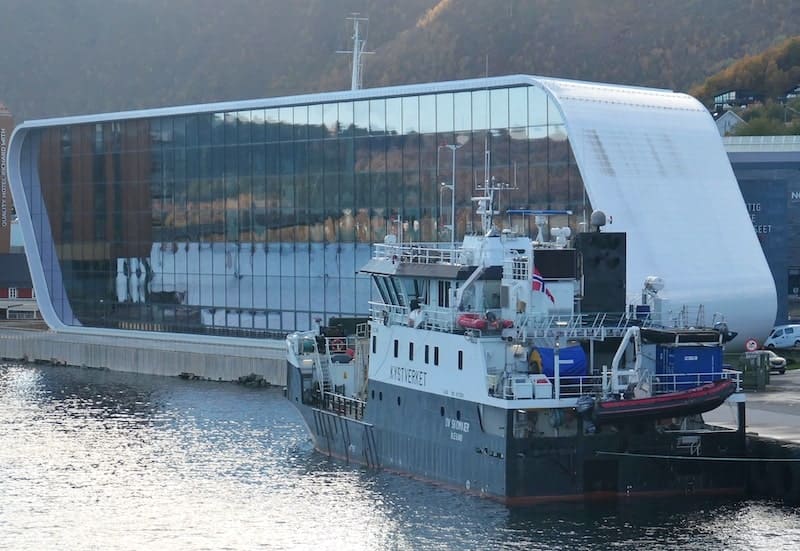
[{"left": 287, "top": 364, "right": 746, "bottom": 503}]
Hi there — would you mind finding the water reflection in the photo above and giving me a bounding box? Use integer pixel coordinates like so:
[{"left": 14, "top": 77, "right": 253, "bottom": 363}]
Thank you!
[{"left": 1, "top": 363, "right": 799, "bottom": 550}]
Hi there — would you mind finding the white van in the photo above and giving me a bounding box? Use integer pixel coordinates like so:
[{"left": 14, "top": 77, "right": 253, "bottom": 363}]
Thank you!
[{"left": 763, "top": 324, "right": 800, "bottom": 349}]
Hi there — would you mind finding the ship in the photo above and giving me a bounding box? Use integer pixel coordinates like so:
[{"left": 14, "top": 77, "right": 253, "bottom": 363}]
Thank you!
[{"left": 285, "top": 180, "right": 748, "bottom": 504}]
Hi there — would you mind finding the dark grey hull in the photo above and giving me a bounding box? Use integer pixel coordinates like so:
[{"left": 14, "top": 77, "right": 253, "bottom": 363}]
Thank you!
[{"left": 287, "top": 364, "right": 747, "bottom": 503}]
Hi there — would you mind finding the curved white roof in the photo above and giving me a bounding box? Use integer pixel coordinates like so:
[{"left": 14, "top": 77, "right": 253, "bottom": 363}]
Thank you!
[
  {"left": 9, "top": 75, "right": 776, "bottom": 347},
  {"left": 534, "top": 76, "right": 775, "bottom": 346}
]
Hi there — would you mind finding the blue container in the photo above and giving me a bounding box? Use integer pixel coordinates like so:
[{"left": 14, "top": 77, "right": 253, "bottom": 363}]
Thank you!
[{"left": 656, "top": 344, "right": 722, "bottom": 391}]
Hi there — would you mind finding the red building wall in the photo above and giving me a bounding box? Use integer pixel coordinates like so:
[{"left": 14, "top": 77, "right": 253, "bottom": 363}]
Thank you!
[{"left": 0, "top": 287, "right": 33, "bottom": 299}]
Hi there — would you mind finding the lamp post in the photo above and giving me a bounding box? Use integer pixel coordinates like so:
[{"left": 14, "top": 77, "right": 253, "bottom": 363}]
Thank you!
[{"left": 437, "top": 143, "right": 463, "bottom": 250}]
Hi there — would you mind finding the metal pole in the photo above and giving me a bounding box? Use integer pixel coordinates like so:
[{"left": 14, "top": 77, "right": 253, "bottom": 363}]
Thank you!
[
  {"left": 450, "top": 145, "right": 456, "bottom": 250},
  {"left": 554, "top": 337, "right": 561, "bottom": 400}
]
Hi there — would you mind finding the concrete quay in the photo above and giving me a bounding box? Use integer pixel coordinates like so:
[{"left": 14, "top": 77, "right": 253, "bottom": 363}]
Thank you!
[
  {"left": 704, "top": 369, "right": 800, "bottom": 502},
  {"left": 705, "top": 369, "right": 800, "bottom": 443},
  {"left": 0, "top": 321, "right": 287, "bottom": 384}
]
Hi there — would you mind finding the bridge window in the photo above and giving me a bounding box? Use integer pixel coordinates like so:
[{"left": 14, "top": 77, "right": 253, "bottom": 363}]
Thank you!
[
  {"left": 437, "top": 281, "right": 451, "bottom": 307},
  {"left": 389, "top": 277, "right": 406, "bottom": 307},
  {"left": 373, "top": 276, "right": 391, "bottom": 304}
]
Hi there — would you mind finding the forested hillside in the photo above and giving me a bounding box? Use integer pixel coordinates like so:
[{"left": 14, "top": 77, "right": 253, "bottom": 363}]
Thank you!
[
  {"left": 691, "top": 37, "right": 800, "bottom": 135},
  {"left": 692, "top": 37, "right": 800, "bottom": 104},
  {"left": 1, "top": 0, "right": 799, "bottom": 121}
]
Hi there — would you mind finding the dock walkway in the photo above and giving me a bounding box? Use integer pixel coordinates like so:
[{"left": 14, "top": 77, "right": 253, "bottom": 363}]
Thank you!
[{"left": 705, "top": 369, "right": 800, "bottom": 443}]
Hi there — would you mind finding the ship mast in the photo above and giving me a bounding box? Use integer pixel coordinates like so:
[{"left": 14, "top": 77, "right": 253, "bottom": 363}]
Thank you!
[
  {"left": 336, "top": 13, "right": 374, "bottom": 90},
  {"left": 474, "top": 135, "right": 516, "bottom": 234}
]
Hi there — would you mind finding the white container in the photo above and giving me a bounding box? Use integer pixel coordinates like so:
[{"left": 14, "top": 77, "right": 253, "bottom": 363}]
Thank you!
[{"left": 533, "top": 375, "right": 553, "bottom": 399}]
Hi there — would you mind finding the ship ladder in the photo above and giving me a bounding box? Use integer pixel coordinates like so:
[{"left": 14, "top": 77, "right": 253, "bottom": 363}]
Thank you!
[{"left": 313, "top": 349, "right": 333, "bottom": 397}]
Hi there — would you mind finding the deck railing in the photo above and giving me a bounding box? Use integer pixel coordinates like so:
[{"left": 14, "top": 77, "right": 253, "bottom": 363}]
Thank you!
[
  {"left": 322, "top": 392, "right": 366, "bottom": 420},
  {"left": 494, "top": 368, "right": 742, "bottom": 401},
  {"left": 373, "top": 242, "right": 460, "bottom": 265}
]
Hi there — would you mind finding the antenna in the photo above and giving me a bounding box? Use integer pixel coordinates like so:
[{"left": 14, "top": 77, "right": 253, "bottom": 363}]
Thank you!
[
  {"left": 336, "top": 13, "right": 374, "bottom": 90},
  {"left": 473, "top": 133, "right": 518, "bottom": 234}
]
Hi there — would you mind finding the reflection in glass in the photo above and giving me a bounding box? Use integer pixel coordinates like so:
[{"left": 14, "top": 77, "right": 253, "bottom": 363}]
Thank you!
[
  {"left": 354, "top": 101, "right": 369, "bottom": 134},
  {"left": 454, "top": 92, "right": 471, "bottom": 132},
  {"left": 490, "top": 88, "right": 509, "bottom": 129},
  {"left": 27, "top": 82, "right": 589, "bottom": 338},
  {"left": 323, "top": 103, "right": 338, "bottom": 136},
  {"left": 436, "top": 93, "right": 453, "bottom": 134},
  {"left": 386, "top": 98, "right": 401, "bottom": 135},
  {"left": 529, "top": 87, "right": 548, "bottom": 127},
  {"left": 509, "top": 87, "right": 527, "bottom": 129},
  {"left": 419, "top": 95, "right": 436, "bottom": 134},
  {"left": 402, "top": 96, "right": 418, "bottom": 134},
  {"left": 370, "top": 99, "right": 385, "bottom": 135},
  {"left": 338, "top": 101, "right": 353, "bottom": 136},
  {"left": 472, "top": 90, "right": 488, "bottom": 130}
]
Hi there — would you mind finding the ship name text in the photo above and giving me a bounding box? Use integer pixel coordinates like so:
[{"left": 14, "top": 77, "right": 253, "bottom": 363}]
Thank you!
[
  {"left": 390, "top": 366, "right": 427, "bottom": 387},
  {"left": 445, "top": 417, "right": 469, "bottom": 442}
]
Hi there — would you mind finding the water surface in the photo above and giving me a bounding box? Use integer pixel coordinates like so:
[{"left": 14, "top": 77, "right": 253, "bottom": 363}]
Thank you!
[{"left": 1, "top": 363, "right": 798, "bottom": 550}]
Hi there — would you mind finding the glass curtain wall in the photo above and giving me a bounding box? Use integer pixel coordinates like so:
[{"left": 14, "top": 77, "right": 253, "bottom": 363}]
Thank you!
[{"left": 26, "top": 84, "right": 589, "bottom": 337}]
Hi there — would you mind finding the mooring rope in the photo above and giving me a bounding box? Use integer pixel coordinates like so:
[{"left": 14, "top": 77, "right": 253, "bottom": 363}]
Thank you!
[{"left": 597, "top": 451, "right": 800, "bottom": 462}]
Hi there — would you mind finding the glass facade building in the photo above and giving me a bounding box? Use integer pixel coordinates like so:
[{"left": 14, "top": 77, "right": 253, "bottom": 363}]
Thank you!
[{"left": 9, "top": 76, "right": 777, "bottom": 347}]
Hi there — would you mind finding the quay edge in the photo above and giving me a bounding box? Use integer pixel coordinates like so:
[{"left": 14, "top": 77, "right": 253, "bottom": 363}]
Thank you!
[{"left": 0, "top": 325, "right": 286, "bottom": 383}]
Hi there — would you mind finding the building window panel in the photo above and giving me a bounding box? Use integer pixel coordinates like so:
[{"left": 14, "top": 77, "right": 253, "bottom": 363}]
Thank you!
[
  {"left": 452, "top": 91, "right": 472, "bottom": 132},
  {"left": 419, "top": 95, "right": 436, "bottom": 134},
  {"left": 402, "top": 96, "right": 418, "bottom": 134},
  {"left": 436, "top": 93, "right": 454, "bottom": 133}
]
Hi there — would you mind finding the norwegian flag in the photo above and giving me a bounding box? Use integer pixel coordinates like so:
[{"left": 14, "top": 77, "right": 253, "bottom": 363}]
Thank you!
[{"left": 532, "top": 266, "right": 555, "bottom": 303}]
